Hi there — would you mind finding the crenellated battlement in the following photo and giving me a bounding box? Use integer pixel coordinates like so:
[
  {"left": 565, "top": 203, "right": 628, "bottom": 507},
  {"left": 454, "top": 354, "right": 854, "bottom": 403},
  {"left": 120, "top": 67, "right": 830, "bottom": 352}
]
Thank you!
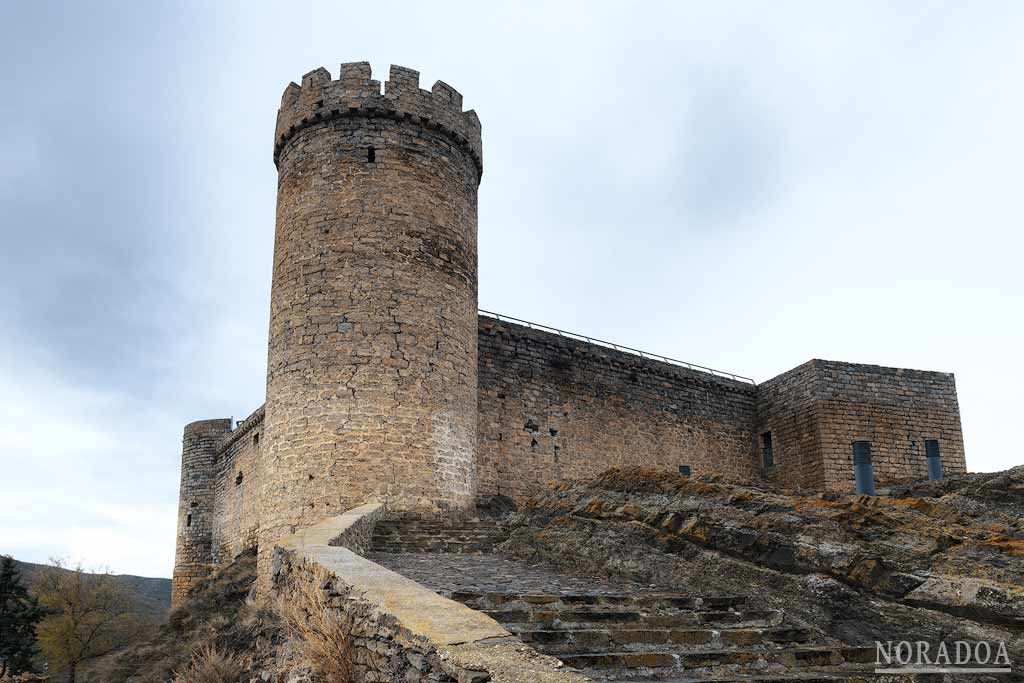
[{"left": 273, "top": 62, "right": 482, "bottom": 177}]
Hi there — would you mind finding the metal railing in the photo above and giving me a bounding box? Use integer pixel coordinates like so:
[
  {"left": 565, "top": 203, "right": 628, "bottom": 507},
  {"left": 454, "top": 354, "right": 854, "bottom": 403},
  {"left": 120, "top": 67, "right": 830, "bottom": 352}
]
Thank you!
[{"left": 479, "top": 309, "right": 756, "bottom": 384}]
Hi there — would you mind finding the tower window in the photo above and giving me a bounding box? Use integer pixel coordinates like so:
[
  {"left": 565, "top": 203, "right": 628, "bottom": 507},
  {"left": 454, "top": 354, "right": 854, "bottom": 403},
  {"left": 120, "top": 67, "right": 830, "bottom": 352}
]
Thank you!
[
  {"left": 367, "top": 146, "right": 376, "bottom": 163},
  {"left": 235, "top": 471, "right": 243, "bottom": 486},
  {"left": 253, "top": 432, "right": 260, "bottom": 447},
  {"left": 761, "top": 432, "right": 774, "bottom": 468},
  {"left": 186, "top": 513, "right": 192, "bottom": 528},
  {"left": 678, "top": 465, "right": 691, "bottom": 477}
]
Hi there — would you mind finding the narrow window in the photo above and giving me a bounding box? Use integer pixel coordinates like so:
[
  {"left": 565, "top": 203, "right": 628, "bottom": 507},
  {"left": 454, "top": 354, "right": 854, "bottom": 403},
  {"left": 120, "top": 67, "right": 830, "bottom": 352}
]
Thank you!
[
  {"left": 852, "top": 441, "right": 876, "bottom": 495},
  {"left": 253, "top": 432, "right": 260, "bottom": 447},
  {"left": 235, "top": 471, "right": 243, "bottom": 486},
  {"left": 367, "top": 146, "right": 376, "bottom": 163},
  {"left": 761, "top": 432, "right": 774, "bottom": 468},
  {"left": 186, "top": 513, "right": 192, "bottom": 528},
  {"left": 678, "top": 465, "right": 691, "bottom": 477},
  {"left": 925, "top": 439, "right": 943, "bottom": 481}
]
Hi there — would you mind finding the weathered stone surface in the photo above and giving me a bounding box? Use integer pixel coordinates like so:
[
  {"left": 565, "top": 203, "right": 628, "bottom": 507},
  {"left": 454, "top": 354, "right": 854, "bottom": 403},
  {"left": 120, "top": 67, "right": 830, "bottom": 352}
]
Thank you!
[
  {"left": 171, "top": 418, "right": 232, "bottom": 604},
  {"left": 758, "top": 359, "right": 967, "bottom": 490},
  {"left": 499, "top": 467, "right": 1024, "bottom": 656},
  {"left": 258, "top": 62, "right": 483, "bottom": 589},
  {"left": 476, "top": 316, "right": 760, "bottom": 498}
]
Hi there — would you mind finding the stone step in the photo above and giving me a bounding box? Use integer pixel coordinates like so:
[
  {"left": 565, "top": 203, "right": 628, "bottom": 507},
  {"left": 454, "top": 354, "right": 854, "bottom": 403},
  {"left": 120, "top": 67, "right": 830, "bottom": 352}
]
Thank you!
[
  {"left": 372, "top": 528, "right": 507, "bottom": 532},
  {"left": 373, "top": 542, "right": 498, "bottom": 554},
  {"left": 486, "top": 608, "right": 786, "bottom": 630},
  {"left": 517, "top": 627, "right": 813, "bottom": 653},
  {"left": 372, "top": 528, "right": 507, "bottom": 536},
  {"left": 373, "top": 537, "right": 503, "bottom": 545},
  {"left": 560, "top": 646, "right": 872, "bottom": 673},
  {"left": 451, "top": 591, "right": 748, "bottom": 612},
  {"left": 370, "top": 518, "right": 510, "bottom": 555},
  {"left": 373, "top": 538, "right": 501, "bottom": 547},
  {"left": 619, "top": 674, "right": 925, "bottom": 683},
  {"left": 373, "top": 527, "right": 506, "bottom": 535}
]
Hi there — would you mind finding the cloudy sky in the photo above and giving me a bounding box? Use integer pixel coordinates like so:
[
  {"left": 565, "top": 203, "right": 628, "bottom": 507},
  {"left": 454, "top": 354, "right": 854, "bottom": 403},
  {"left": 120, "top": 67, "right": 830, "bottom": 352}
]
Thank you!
[{"left": 2, "top": 2, "right": 1022, "bottom": 578}]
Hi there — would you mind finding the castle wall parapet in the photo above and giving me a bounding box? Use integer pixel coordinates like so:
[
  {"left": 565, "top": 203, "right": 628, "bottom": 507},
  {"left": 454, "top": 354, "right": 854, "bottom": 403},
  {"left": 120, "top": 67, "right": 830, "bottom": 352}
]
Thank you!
[
  {"left": 476, "top": 315, "right": 759, "bottom": 499},
  {"left": 274, "top": 62, "right": 482, "bottom": 176}
]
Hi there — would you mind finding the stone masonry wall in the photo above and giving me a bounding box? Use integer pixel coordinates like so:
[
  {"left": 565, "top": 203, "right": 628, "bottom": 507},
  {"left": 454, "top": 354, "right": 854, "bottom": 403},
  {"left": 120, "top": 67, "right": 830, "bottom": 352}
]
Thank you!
[
  {"left": 178, "top": 349, "right": 968, "bottom": 579},
  {"left": 172, "top": 418, "right": 232, "bottom": 606},
  {"left": 258, "top": 63, "right": 482, "bottom": 589},
  {"left": 210, "top": 406, "right": 264, "bottom": 564},
  {"left": 755, "top": 361, "right": 825, "bottom": 489},
  {"left": 476, "top": 316, "right": 759, "bottom": 500},
  {"left": 756, "top": 360, "right": 966, "bottom": 492},
  {"left": 814, "top": 360, "right": 966, "bottom": 491}
]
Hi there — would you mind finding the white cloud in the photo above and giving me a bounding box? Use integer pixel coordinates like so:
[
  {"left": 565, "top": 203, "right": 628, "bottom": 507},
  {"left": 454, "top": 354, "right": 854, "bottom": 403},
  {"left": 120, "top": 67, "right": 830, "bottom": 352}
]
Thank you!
[{"left": 1, "top": 2, "right": 1022, "bottom": 577}]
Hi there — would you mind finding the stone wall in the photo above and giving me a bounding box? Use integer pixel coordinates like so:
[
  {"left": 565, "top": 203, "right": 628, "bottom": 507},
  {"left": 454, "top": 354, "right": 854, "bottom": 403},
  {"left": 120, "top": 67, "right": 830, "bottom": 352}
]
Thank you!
[
  {"left": 755, "top": 361, "right": 825, "bottom": 489},
  {"left": 814, "top": 360, "right": 966, "bottom": 490},
  {"left": 476, "top": 316, "right": 759, "bottom": 500},
  {"left": 210, "top": 406, "right": 264, "bottom": 564},
  {"left": 172, "top": 418, "right": 232, "bottom": 606},
  {"left": 756, "top": 360, "right": 966, "bottom": 492},
  {"left": 176, "top": 348, "right": 969, "bottom": 591}
]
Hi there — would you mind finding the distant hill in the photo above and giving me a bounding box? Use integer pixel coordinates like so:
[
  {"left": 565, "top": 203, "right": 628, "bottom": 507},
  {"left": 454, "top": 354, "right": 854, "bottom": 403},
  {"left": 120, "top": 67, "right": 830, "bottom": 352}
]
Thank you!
[{"left": 8, "top": 558, "right": 171, "bottom": 618}]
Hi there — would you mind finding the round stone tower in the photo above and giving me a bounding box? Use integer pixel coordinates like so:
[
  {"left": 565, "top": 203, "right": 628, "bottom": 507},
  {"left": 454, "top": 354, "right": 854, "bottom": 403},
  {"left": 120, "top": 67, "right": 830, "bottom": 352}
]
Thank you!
[
  {"left": 171, "top": 418, "right": 232, "bottom": 606},
  {"left": 258, "top": 62, "right": 482, "bottom": 574}
]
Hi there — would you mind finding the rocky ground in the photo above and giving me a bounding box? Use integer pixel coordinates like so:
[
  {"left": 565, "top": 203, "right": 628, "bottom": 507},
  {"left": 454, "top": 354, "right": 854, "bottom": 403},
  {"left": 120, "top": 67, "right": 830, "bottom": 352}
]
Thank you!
[
  {"left": 83, "top": 466, "right": 1024, "bottom": 681},
  {"left": 498, "top": 466, "right": 1024, "bottom": 662}
]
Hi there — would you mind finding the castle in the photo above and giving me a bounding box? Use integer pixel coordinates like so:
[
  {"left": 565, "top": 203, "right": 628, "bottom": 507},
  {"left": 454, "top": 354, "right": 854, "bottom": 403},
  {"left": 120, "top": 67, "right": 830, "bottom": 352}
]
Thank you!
[{"left": 172, "top": 62, "right": 967, "bottom": 604}]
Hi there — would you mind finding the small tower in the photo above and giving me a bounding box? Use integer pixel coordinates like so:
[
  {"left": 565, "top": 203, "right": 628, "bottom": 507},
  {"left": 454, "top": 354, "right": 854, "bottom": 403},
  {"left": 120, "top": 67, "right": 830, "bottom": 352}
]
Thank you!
[
  {"left": 171, "top": 418, "right": 231, "bottom": 606},
  {"left": 258, "top": 63, "right": 483, "bottom": 580}
]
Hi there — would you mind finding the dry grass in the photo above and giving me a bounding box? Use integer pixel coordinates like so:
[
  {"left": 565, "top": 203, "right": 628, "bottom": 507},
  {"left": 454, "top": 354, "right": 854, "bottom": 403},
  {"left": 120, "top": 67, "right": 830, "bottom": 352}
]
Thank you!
[
  {"left": 172, "top": 645, "right": 248, "bottom": 683},
  {"left": 277, "top": 566, "right": 355, "bottom": 683},
  {"left": 81, "top": 550, "right": 278, "bottom": 683}
]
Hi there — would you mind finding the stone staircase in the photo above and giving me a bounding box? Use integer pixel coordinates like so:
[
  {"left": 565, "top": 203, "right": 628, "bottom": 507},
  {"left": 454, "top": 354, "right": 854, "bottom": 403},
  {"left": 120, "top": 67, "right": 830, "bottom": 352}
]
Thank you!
[
  {"left": 447, "top": 590, "right": 911, "bottom": 682},
  {"left": 370, "top": 518, "right": 926, "bottom": 682},
  {"left": 370, "top": 517, "right": 507, "bottom": 554}
]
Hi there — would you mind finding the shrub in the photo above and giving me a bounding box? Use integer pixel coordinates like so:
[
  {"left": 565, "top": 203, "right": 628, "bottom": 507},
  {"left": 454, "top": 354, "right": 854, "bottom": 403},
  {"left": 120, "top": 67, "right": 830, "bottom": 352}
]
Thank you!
[
  {"left": 172, "top": 645, "right": 247, "bottom": 683},
  {"left": 277, "top": 567, "right": 355, "bottom": 683}
]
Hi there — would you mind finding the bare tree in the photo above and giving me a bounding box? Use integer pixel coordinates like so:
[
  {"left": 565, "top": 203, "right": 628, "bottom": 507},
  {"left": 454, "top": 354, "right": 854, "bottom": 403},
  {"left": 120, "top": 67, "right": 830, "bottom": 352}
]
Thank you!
[{"left": 33, "top": 559, "right": 147, "bottom": 683}]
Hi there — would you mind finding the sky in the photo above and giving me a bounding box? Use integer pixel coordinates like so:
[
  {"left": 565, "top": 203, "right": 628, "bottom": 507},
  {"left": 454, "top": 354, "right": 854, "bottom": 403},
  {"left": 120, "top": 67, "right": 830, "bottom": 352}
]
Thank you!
[{"left": 1, "top": 2, "right": 1022, "bottom": 578}]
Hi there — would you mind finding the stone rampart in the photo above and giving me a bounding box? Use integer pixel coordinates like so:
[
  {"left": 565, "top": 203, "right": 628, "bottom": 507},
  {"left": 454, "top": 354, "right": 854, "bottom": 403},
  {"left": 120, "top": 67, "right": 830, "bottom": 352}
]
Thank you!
[{"left": 477, "top": 315, "right": 759, "bottom": 499}]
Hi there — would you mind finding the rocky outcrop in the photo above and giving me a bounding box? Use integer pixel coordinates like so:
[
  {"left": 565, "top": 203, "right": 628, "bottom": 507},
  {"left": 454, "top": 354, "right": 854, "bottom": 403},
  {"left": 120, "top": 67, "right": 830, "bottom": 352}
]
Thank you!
[{"left": 499, "top": 466, "right": 1024, "bottom": 659}]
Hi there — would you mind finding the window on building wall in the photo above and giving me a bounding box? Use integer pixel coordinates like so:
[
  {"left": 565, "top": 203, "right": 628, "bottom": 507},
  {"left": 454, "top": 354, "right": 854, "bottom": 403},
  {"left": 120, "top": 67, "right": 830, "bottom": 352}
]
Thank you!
[
  {"left": 235, "top": 472, "right": 243, "bottom": 486},
  {"left": 761, "top": 432, "right": 774, "bottom": 468},
  {"left": 678, "top": 465, "right": 691, "bottom": 477},
  {"left": 253, "top": 432, "right": 260, "bottom": 447},
  {"left": 186, "top": 513, "right": 192, "bottom": 527}
]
